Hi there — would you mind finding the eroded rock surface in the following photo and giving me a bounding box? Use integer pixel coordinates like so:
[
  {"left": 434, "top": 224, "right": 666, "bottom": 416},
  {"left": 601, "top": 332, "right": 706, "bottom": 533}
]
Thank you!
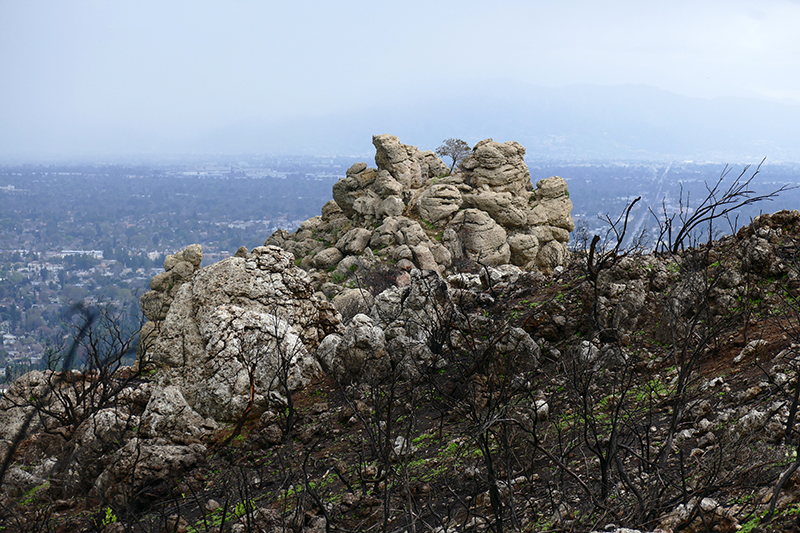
[
  {"left": 140, "top": 244, "right": 341, "bottom": 423},
  {"left": 267, "top": 135, "right": 575, "bottom": 299}
]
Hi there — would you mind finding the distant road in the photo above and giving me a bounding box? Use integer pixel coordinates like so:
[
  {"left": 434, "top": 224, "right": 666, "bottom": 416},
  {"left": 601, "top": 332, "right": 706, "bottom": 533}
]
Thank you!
[{"left": 630, "top": 163, "right": 670, "bottom": 249}]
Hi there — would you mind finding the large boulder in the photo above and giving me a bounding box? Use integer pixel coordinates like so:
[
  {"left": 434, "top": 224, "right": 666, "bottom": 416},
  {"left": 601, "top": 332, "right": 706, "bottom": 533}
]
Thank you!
[
  {"left": 141, "top": 245, "right": 341, "bottom": 423},
  {"left": 372, "top": 269, "right": 454, "bottom": 348},
  {"left": 465, "top": 190, "right": 528, "bottom": 228},
  {"left": 140, "top": 385, "right": 218, "bottom": 443},
  {"left": 331, "top": 288, "right": 375, "bottom": 323},
  {"left": 316, "top": 313, "right": 387, "bottom": 384},
  {"left": 449, "top": 209, "right": 511, "bottom": 266},
  {"left": 140, "top": 244, "right": 203, "bottom": 323},
  {"left": 92, "top": 439, "right": 206, "bottom": 509},
  {"left": 336, "top": 228, "right": 373, "bottom": 255},
  {"left": 530, "top": 177, "right": 574, "bottom": 231},
  {"left": 417, "top": 184, "right": 463, "bottom": 224},
  {"left": 460, "top": 138, "right": 531, "bottom": 193},
  {"left": 0, "top": 371, "right": 51, "bottom": 442},
  {"left": 332, "top": 163, "right": 379, "bottom": 218},
  {"left": 373, "top": 133, "right": 448, "bottom": 189}
]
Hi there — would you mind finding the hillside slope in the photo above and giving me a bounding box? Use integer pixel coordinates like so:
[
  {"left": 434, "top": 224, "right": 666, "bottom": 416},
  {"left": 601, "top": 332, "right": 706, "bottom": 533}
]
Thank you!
[{"left": 2, "top": 138, "right": 800, "bottom": 532}]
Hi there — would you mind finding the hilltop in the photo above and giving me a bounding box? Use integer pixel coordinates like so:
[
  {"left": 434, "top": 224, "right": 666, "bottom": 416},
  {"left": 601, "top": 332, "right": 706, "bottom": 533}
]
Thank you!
[{"left": 2, "top": 136, "right": 800, "bottom": 533}]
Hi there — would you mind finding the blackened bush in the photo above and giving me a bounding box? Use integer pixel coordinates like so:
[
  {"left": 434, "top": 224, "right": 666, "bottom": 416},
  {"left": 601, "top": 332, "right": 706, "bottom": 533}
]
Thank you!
[{"left": 362, "top": 264, "right": 402, "bottom": 296}]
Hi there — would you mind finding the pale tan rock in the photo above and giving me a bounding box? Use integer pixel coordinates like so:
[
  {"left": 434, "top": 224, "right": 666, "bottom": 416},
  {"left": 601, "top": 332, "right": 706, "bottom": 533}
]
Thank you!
[
  {"left": 332, "top": 164, "right": 378, "bottom": 218},
  {"left": 417, "top": 184, "right": 463, "bottom": 224},
  {"left": 149, "top": 271, "right": 173, "bottom": 292},
  {"left": 461, "top": 139, "right": 530, "bottom": 192},
  {"left": 411, "top": 244, "right": 439, "bottom": 271},
  {"left": 140, "top": 290, "right": 171, "bottom": 321},
  {"left": 141, "top": 385, "right": 216, "bottom": 442},
  {"left": 370, "top": 216, "right": 403, "bottom": 248},
  {"left": 320, "top": 199, "right": 343, "bottom": 219},
  {"left": 429, "top": 242, "right": 452, "bottom": 267},
  {"left": 449, "top": 209, "right": 510, "bottom": 265},
  {"left": 331, "top": 288, "right": 375, "bottom": 322},
  {"left": 334, "top": 255, "right": 359, "bottom": 278},
  {"left": 373, "top": 170, "right": 404, "bottom": 198},
  {"left": 313, "top": 247, "right": 344, "bottom": 269},
  {"left": 93, "top": 439, "right": 206, "bottom": 509},
  {"left": 143, "top": 245, "right": 204, "bottom": 323},
  {"left": 352, "top": 190, "right": 381, "bottom": 218},
  {"left": 336, "top": 228, "right": 373, "bottom": 255},
  {"left": 536, "top": 241, "right": 568, "bottom": 271},
  {"left": 396, "top": 259, "right": 415, "bottom": 271},
  {"left": 508, "top": 233, "right": 540, "bottom": 266},
  {"left": 170, "top": 261, "right": 195, "bottom": 283},
  {"left": 270, "top": 135, "right": 574, "bottom": 273},
  {"left": 395, "top": 221, "right": 428, "bottom": 247},
  {"left": 529, "top": 225, "right": 570, "bottom": 244},
  {"left": 143, "top": 246, "right": 341, "bottom": 422},
  {"left": 465, "top": 190, "right": 527, "bottom": 227},
  {"left": 535, "top": 176, "right": 569, "bottom": 199},
  {"left": 164, "top": 253, "right": 179, "bottom": 271},
  {"left": 543, "top": 197, "right": 575, "bottom": 231},
  {"left": 391, "top": 244, "right": 414, "bottom": 262},
  {"left": 316, "top": 313, "right": 387, "bottom": 384},
  {"left": 297, "top": 216, "right": 324, "bottom": 235},
  {"left": 377, "top": 196, "right": 405, "bottom": 218},
  {"left": 373, "top": 133, "right": 447, "bottom": 188},
  {"left": 182, "top": 244, "right": 203, "bottom": 267}
]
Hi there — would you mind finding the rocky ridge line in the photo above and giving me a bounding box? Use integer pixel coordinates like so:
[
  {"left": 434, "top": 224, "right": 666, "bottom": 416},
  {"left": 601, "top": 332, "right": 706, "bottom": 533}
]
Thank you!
[{"left": 266, "top": 134, "right": 574, "bottom": 292}]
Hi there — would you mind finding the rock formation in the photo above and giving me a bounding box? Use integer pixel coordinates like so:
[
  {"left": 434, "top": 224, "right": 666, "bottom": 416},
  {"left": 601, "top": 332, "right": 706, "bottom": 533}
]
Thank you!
[
  {"left": 9, "top": 207, "right": 800, "bottom": 531},
  {"left": 267, "top": 135, "right": 574, "bottom": 292},
  {"left": 139, "top": 244, "right": 341, "bottom": 423}
]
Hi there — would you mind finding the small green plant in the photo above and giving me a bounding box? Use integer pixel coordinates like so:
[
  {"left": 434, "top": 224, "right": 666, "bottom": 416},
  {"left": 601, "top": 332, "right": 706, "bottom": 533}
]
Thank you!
[
  {"left": 738, "top": 512, "right": 766, "bottom": 533},
  {"left": 19, "top": 481, "right": 49, "bottom": 505},
  {"left": 102, "top": 507, "right": 118, "bottom": 526},
  {"left": 438, "top": 441, "right": 460, "bottom": 457},
  {"left": 412, "top": 432, "right": 439, "bottom": 446},
  {"left": 234, "top": 500, "right": 250, "bottom": 518}
]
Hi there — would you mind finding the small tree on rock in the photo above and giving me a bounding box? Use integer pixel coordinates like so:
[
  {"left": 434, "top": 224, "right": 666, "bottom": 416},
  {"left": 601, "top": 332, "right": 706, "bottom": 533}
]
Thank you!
[{"left": 435, "top": 138, "right": 471, "bottom": 174}]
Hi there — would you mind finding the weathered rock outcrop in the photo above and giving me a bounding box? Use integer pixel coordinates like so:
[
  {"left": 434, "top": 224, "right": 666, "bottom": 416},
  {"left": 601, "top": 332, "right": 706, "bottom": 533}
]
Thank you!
[
  {"left": 140, "top": 244, "right": 203, "bottom": 323},
  {"left": 267, "top": 135, "right": 574, "bottom": 296},
  {"left": 318, "top": 269, "right": 463, "bottom": 384},
  {"left": 139, "top": 244, "right": 342, "bottom": 423},
  {"left": 92, "top": 439, "right": 207, "bottom": 508},
  {"left": 14, "top": 206, "right": 800, "bottom": 530}
]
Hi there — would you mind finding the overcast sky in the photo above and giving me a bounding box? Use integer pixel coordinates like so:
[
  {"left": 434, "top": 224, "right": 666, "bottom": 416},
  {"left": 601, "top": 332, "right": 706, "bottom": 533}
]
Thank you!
[{"left": 1, "top": 0, "right": 799, "bottom": 159}]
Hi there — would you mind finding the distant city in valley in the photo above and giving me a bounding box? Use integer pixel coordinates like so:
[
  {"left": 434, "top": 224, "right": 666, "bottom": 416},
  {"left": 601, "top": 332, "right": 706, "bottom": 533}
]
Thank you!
[{"left": 1, "top": 154, "right": 799, "bottom": 382}]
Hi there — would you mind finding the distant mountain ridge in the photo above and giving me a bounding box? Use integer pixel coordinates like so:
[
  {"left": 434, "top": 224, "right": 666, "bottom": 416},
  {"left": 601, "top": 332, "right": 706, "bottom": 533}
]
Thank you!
[
  {"left": 191, "top": 83, "right": 800, "bottom": 163},
  {"left": 5, "top": 83, "right": 798, "bottom": 162}
]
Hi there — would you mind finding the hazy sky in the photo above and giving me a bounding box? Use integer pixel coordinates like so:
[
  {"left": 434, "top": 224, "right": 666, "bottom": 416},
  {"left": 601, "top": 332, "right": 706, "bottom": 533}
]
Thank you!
[{"left": 1, "top": 0, "right": 799, "bottom": 158}]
